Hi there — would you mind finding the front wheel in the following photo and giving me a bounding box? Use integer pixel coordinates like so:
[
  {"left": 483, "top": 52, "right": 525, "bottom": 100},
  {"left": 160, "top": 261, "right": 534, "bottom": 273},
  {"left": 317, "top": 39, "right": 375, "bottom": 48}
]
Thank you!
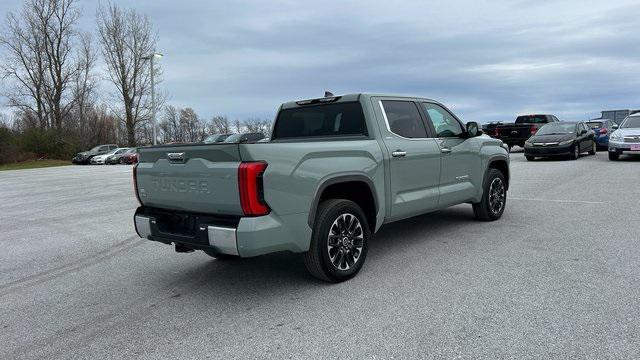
[
  {"left": 473, "top": 168, "right": 507, "bottom": 221},
  {"left": 525, "top": 155, "right": 535, "bottom": 161},
  {"left": 303, "top": 199, "right": 370, "bottom": 282},
  {"left": 569, "top": 144, "right": 579, "bottom": 160},
  {"left": 609, "top": 151, "right": 619, "bottom": 161}
]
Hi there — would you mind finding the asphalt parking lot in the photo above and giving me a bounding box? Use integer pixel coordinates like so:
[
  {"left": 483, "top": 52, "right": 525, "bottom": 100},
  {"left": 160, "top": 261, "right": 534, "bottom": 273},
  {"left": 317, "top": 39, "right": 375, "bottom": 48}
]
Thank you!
[{"left": 1, "top": 152, "right": 639, "bottom": 359}]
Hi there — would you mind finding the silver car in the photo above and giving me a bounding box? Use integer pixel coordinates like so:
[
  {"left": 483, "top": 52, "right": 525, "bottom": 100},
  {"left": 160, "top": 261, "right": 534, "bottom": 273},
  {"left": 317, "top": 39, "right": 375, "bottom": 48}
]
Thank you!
[{"left": 608, "top": 113, "right": 640, "bottom": 160}]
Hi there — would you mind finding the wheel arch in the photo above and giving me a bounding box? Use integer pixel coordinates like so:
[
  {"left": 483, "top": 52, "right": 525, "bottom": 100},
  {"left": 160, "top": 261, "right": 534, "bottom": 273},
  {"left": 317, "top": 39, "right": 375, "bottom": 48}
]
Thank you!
[
  {"left": 487, "top": 158, "right": 510, "bottom": 190},
  {"left": 308, "top": 175, "right": 379, "bottom": 232}
]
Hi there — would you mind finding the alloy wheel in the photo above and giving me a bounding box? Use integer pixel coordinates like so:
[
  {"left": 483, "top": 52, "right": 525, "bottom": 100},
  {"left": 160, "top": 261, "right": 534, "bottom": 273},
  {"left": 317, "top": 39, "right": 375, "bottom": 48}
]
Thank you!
[
  {"left": 488, "top": 178, "right": 506, "bottom": 215},
  {"left": 327, "top": 213, "right": 364, "bottom": 271}
]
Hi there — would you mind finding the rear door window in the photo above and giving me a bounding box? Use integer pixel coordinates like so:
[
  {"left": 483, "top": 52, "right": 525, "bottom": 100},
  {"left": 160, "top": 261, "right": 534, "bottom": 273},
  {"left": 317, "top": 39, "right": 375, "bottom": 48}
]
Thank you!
[
  {"left": 380, "top": 100, "right": 428, "bottom": 138},
  {"left": 272, "top": 102, "right": 367, "bottom": 140}
]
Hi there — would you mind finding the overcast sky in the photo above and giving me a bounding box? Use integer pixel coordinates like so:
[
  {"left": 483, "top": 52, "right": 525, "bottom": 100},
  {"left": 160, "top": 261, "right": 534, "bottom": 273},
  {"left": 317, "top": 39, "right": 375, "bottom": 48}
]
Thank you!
[{"left": 1, "top": 0, "right": 639, "bottom": 123}]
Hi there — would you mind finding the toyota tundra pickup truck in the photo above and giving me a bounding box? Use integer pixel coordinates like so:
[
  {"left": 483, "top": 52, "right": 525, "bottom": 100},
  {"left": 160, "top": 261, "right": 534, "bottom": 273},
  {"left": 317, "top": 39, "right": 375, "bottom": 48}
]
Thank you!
[{"left": 133, "top": 93, "right": 510, "bottom": 282}]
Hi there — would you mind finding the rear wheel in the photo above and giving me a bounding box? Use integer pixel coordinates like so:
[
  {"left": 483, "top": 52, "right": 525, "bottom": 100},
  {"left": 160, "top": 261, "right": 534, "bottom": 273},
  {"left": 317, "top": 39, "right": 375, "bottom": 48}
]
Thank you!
[
  {"left": 588, "top": 141, "right": 596, "bottom": 155},
  {"left": 525, "top": 155, "right": 535, "bottom": 161},
  {"left": 609, "top": 151, "right": 619, "bottom": 161},
  {"left": 303, "top": 199, "right": 370, "bottom": 282},
  {"left": 473, "top": 168, "right": 507, "bottom": 221}
]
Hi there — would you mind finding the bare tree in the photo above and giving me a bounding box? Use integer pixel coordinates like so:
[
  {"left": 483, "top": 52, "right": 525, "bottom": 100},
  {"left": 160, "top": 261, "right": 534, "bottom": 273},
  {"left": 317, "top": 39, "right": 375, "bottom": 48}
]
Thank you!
[
  {"left": 70, "top": 33, "right": 98, "bottom": 142},
  {"left": 179, "top": 107, "right": 201, "bottom": 142},
  {"left": 243, "top": 117, "right": 272, "bottom": 136},
  {"left": 97, "top": 2, "right": 160, "bottom": 146},
  {"left": 0, "top": 0, "right": 83, "bottom": 130},
  {"left": 159, "top": 105, "right": 180, "bottom": 142},
  {"left": 210, "top": 115, "right": 231, "bottom": 134},
  {"left": 40, "top": 0, "right": 80, "bottom": 129},
  {"left": 232, "top": 118, "right": 242, "bottom": 134}
]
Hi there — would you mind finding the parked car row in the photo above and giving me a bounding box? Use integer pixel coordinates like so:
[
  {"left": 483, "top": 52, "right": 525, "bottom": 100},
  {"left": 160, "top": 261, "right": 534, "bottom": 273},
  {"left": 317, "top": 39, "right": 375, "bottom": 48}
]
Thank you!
[
  {"left": 485, "top": 112, "right": 640, "bottom": 161},
  {"left": 72, "top": 146, "right": 138, "bottom": 165},
  {"left": 72, "top": 132, "right": 267, "bottom": 165}
]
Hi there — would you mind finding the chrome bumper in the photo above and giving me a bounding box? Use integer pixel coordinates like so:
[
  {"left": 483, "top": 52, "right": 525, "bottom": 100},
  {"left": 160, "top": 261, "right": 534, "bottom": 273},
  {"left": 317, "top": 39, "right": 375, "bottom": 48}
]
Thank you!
[{"left": 134, "top": 215, "right": 239, "bottom": 256}]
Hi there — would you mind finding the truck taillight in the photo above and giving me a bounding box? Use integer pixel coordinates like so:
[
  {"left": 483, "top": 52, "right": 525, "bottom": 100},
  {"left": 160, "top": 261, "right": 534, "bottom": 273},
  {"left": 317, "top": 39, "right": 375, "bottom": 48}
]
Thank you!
[
  {"left": 599, "top": 128, "right": 608, "bottom": 134},
  {"left": 238, "top": 161, "right": 270, "bottom": 216},
  {"left": 530, "top": 125, "right": 538, "bottom": 135},
  {"left": 133, "top": 164, "right": 142, "bottom": 206}
]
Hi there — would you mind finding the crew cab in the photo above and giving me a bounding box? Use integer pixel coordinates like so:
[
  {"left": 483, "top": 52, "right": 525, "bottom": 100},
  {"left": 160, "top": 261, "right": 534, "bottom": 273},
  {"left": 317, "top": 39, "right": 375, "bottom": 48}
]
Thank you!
[
  {"left": 495, "top": 114, "right": 560, "bottom": 150},
  {"left": 133, "top": 94, "right": 510, "bottom": 282}
]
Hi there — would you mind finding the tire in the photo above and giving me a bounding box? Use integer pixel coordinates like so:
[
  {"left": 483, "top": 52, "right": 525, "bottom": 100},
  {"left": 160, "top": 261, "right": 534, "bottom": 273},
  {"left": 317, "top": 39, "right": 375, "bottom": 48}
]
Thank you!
[
  {"left": 202, "top": 249, "right": 237, "bottom": 260},
  {"left": 472, "top": 168, "right": 507, "bottom": 221},
  {"left": 588, "top": 141, "right": 596, "bottom": 155},
  {"left": 507, "top": 145, "right": 512, "bottom": 153},
  {"left": 303, "top": 199, "right": 370, "bottom": 282},
  {"left": 609, "top": 151, "right": 619, "bottom": 161},
  {"left": 569, "top": 144, "right": 579, "bottom": 160},
  {"left": 525, "top": 155, "right": 535, "bottom": 161}
]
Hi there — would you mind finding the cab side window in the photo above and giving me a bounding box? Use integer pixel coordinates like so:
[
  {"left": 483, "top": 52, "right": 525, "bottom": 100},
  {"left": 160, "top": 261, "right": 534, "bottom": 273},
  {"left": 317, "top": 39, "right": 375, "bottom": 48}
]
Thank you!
[
  {"left": 381, "top": 100, "right": 428, "bottom": 138},
  {"left": 420, "top": 103, "right": 464, "bottom": 138}
]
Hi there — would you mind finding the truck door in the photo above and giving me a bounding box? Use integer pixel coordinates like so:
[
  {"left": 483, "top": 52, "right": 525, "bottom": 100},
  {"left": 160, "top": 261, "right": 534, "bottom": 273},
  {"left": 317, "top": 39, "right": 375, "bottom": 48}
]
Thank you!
[
  {"left": 373, "top": 98, "right": 441, "bottom": 221},
  {"left": 419, "top": 102, "right": 479, "bottom": 206}
]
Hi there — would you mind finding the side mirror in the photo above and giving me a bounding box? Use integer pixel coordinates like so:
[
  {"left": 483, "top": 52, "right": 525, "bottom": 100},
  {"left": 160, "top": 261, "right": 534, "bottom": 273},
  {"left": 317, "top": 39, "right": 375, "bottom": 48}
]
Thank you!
[
  {"left": 466, "top": 121, "right": 481, "bottom": 137},
  {"left": 612, "top": 124, "right": 619, "bottom": 130},
  {"left": 580, "top": 129, "right": 587, "bottom": 135}
]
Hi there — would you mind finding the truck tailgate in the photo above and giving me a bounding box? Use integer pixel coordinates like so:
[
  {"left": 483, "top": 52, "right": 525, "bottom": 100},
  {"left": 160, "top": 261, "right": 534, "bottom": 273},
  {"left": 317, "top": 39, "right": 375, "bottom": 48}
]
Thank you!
[
  {"left": 498, "top": 125, "right": 531, "bottom": 138},
  {"left": 136, "top": 144, "right": 244, "bottom": 216}
]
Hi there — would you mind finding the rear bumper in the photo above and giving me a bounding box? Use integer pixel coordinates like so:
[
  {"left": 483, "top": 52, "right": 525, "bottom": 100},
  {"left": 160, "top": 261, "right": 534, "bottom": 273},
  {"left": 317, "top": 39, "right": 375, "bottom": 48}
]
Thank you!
[
  {"left": 497, "top": 137, "right": 528, "bottom": 146},
  {"left": 595, "top": 135, "right": 609, "bottom": 146},
  {"left": 134, "top": 207, "right": 311, "bottom": 257},
  {"left": 135, "top": 215, "right": 239, "bottom": 255}
]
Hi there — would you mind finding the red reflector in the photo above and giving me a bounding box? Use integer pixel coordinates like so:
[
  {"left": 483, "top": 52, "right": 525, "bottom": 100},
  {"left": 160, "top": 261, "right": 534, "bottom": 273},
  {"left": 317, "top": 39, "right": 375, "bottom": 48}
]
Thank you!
[
  {"left": 238, "top": 162, "right": 270, "bottom": 216},
  {"left": 133, "top": 164, "right": 142, "bottom": 205}
]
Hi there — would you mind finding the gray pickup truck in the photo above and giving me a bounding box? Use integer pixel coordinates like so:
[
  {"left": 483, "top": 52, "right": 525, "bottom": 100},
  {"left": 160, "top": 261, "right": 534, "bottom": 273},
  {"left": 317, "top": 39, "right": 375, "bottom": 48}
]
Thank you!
[{"left": 133, "top": 93, "right": 510, "bottom": 282}]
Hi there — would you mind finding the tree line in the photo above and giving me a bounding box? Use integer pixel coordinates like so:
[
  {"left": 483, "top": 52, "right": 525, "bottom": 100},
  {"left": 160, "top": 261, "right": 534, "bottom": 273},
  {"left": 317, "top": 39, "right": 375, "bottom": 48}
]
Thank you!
[{"left": 0, "top": 0, "right": 271, "bottom": 164}]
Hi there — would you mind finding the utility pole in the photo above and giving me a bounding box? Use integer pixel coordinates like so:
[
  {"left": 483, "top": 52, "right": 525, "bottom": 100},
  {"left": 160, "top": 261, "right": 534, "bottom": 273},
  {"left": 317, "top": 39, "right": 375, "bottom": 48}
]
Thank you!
[{"left": 142, "top": 53, "right": 163, "bottom": 145}]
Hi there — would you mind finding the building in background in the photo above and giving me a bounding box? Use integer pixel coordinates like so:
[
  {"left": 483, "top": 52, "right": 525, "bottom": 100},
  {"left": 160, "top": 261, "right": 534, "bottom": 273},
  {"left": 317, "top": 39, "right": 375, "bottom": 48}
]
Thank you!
[{"left": 596, "top": 109, "right": 640, "bottom": 125}]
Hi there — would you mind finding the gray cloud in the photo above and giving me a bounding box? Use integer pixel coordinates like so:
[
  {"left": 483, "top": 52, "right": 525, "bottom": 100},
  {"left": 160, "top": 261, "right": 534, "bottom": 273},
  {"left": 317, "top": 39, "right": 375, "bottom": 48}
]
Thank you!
[{"left": 1, "top": 0, "right": 639, "bottom": 122}]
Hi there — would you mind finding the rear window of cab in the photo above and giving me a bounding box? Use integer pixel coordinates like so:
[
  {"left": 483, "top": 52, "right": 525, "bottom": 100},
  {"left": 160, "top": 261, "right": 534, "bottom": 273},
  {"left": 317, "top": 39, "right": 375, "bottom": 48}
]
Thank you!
[
  {"left": 272, "top": 102, "right": 367, "bottom": 140},
  {"left": 515, "top": 115, "right": 548, "bottom": 124}
]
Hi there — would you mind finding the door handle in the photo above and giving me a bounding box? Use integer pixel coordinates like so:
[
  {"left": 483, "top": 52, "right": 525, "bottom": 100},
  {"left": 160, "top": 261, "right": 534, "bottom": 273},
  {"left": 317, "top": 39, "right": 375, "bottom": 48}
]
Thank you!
[
  {"left": 441, "top": 148, "right": 452, "bottom": 154},
  {"left": 392, "top": 150, "right": 407, "bottom": 158}
]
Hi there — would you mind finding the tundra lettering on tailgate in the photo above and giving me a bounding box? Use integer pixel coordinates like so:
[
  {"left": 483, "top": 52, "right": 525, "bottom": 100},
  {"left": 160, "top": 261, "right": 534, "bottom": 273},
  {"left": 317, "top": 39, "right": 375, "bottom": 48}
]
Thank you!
[{"left": 149, "top": 177, "right": 211, "bottom": 194}]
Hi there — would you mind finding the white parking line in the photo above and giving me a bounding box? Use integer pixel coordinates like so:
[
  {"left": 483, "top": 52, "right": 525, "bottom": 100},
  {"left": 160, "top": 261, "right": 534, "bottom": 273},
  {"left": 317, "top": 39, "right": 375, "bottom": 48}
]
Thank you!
[{"left": 509, "top": 197, "right": 606, "bottom": 205}]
